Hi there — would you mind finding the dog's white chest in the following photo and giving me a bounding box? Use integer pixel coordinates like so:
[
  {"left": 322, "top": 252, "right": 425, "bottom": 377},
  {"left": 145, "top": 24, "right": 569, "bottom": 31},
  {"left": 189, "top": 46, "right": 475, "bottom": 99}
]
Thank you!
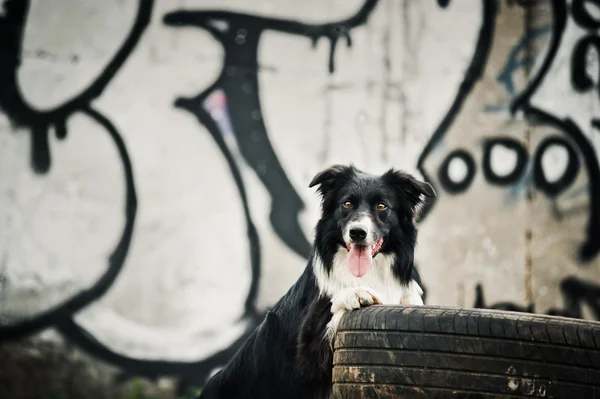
[{"left": 314, "top": 248, "right": 423, "bottom": 305}]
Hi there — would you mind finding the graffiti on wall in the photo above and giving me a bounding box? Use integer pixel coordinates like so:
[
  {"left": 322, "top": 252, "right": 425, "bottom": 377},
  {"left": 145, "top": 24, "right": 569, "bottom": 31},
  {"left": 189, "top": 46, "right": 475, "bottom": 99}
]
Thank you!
[
  {"left": 420, "top": 0, "right": 600, "bottom": 260},
  {"left": 1, "top": 0, "right": 600, "bottom": 392},
  {"left": 162, "top": 0, "right": 378, "bottom": 315},
  {"left": 0, "top": 0, "right": 383, "bottom": 391},
  {"left": 513, "top": 0, "right": 600, "bottom": 317},
  {"left": 414, "top": 0, "right": 600, "bottom": 316},
  {"left": 0, "top": 0, "right": 142, "bottom": 339}
]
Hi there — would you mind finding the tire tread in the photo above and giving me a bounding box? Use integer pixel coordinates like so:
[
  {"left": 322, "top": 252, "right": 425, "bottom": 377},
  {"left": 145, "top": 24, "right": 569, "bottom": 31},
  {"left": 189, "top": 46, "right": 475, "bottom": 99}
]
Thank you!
[{"left": 333, "top": 305, "right": 600, "bottom": 398}]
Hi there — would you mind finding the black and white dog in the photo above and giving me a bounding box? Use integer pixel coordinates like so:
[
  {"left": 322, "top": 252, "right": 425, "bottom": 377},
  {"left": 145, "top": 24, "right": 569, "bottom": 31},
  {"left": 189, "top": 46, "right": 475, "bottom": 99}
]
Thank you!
[{"left": 198, "top": 164, "right": 436, "bottom": 399}]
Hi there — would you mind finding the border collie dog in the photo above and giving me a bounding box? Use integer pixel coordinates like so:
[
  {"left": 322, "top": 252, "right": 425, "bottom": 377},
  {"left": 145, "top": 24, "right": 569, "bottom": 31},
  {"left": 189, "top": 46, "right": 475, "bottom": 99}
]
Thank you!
[{"left": 198, "top": 164, "right": 436, "bottom": 399}]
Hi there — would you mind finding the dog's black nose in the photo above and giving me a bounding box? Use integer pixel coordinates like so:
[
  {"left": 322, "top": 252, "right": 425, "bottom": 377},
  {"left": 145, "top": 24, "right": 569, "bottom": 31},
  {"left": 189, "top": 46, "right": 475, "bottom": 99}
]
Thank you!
[{"left": 349, "top": 228, "right": 367, "bottom": 241}]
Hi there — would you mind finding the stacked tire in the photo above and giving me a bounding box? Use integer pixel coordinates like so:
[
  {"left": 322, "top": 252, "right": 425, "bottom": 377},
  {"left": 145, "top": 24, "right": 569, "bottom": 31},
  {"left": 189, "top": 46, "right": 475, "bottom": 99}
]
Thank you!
[{"left": 333, "top": 305, "right": 600, "bottom": 398}]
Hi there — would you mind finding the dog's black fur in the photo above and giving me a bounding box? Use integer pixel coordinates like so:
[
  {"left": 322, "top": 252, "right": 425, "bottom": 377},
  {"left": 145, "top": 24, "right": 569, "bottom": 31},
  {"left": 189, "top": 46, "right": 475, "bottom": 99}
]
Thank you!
[{"left": 197, "top": 165, "right": 435, "bottom": 399}]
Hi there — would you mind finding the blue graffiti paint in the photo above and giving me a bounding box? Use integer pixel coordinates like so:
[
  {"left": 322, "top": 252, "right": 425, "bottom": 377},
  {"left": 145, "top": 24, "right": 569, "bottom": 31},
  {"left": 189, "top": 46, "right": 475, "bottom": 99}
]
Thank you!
[
  {"left": 483, "top": 104, "right": 508, "bottom": 113},
  {"left": 566, "top": 183, "right": 590, "bottom": 198},
  {"left": 484, "top": 25, "right": 552, "bottom": 113},
  {"left": 505, "top": 167, "right": 531, "bottom": 203}
]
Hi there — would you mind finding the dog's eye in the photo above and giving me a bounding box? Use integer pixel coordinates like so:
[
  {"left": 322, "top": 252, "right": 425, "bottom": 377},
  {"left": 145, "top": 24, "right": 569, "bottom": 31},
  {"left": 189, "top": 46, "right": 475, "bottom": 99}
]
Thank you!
[
  {"left": 376, "top": 203, "right": 387, "bottom": 211},
  {"left": 343, "top": 201, "right": 353, "bottom": 209}
]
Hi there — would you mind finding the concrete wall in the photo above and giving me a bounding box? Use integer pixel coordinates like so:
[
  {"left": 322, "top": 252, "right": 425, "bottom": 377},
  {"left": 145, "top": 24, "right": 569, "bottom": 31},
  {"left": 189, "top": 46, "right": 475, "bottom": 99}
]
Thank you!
[{"left": 1, "top": 0, "right": 599, "bottom": 396}]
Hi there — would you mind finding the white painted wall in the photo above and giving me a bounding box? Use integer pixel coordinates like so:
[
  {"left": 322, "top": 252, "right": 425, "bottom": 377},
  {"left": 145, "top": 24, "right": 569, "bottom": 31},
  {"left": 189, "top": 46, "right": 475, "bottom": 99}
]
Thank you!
[{"left": 1, "top": 0, "right": 598, "bottom": 384}]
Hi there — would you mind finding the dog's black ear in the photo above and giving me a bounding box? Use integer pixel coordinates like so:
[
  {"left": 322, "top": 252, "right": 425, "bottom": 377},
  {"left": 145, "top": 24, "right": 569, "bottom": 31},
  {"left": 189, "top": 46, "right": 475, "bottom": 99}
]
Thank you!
[
  {"left": 410, "top": 177, "right": 436, "bottom": 198},
  {"left": 309, "top": 164, "right": 354, "bottom": 197},
  {"left": 308, "top": 164, "right": 350, "bottom": 188},
  {"left": 384, "top": 168, "right": 437, "bottom": 198}
]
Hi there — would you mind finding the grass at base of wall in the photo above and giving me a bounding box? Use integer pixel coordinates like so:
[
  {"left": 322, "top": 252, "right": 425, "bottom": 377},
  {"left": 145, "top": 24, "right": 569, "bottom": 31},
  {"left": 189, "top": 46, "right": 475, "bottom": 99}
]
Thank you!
[
  {"left": 0, "top": 338, "right": 198, "bottom": 399},
  {"left": 0, "top": 379, "right": 202, "bottom": 399},
  {"left": 123, "top": 379, "right": 202, "bottom": 399}
]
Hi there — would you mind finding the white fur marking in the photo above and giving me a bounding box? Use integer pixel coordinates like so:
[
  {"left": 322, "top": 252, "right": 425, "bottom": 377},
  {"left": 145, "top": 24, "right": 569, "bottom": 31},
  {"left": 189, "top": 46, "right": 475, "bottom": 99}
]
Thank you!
[
  {"left": 343, "top": 214, "right": 376, "bottom": 244},
  {"left": 315, "top": 248, "right": 424, "bottom": 341},
  {"left": 330, "top": 286, "right": 382, "bottom": 313},
  {"left": 325, "top": 286, "right": 382, "bottom": 343},
  {"left": 401, "top": 280, "right": 425, "bottom": 305},
  {"left": 314, "top": 248, "right": 405, "bottom": 303}
]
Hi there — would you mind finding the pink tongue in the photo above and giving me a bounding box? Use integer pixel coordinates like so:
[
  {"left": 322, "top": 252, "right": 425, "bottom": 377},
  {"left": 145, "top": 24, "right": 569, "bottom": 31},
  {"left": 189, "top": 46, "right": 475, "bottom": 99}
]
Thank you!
[{"left": 347, "top": 244, "right": 372, "bottom": 277}]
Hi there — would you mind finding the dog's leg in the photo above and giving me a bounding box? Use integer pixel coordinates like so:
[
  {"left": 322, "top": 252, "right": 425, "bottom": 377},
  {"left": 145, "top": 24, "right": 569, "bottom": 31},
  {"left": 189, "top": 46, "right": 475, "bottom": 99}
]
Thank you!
[
  {"left": 325, "top": 286, "right": 382, "bottom": 342},
  {"left": 297, "top": 295, "right": 335, "bottom": 384},
  {"left": 400, "top": 280, "right": 424, "bottom": 305}
]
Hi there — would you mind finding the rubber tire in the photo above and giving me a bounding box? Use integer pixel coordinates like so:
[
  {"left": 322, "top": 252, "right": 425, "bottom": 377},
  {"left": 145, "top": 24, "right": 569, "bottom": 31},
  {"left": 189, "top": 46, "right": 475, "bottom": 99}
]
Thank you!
[{"left": 333, "top": 305, "right": 600, "bottom": 399}]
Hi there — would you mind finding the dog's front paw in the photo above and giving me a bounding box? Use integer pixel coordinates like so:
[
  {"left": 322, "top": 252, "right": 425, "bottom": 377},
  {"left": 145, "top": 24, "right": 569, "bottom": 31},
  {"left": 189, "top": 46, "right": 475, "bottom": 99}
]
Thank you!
[
  {"left": 330, "top": 286, "right": 382, "bottom": 313},
  {"left": 325, "top": 287, "right": 381, "bottom": 343}
]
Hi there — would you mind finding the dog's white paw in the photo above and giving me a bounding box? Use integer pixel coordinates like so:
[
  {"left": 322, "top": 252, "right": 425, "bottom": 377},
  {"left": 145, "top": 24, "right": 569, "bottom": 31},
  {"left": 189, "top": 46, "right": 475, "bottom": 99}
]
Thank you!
[
  {"left": 325, "top": 286, "right": 382, "bottom": 343},
  {"left": 330, "top": 286, "right": 382, "bottom": 313}
]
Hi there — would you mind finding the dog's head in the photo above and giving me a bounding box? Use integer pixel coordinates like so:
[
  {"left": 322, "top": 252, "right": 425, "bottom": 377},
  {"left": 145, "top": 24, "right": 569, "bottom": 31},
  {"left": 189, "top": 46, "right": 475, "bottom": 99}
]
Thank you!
[{"left": 309, "top": 164, "right": 436, "bottom": 279}]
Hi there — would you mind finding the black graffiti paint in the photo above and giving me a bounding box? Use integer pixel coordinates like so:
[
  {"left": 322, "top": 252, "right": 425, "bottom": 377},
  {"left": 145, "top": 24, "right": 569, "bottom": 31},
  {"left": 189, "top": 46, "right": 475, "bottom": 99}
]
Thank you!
[
  {"left": 570, "top": 0, "right": 600, "bottom": 160},
  {"left": 0, "top": 106, "right": 138, "bottom": 344},
  {"left": 547, "top": 276, "right": 600, "bottom": 319},
  {"left": 571, "top": 0, "right": 600, "bottom": 30},
  {"left": 509, "top": 2, "right": 566, "bottom": 114},
  {"left": 163, "top": 1, "right": 378, "bottom": 311},
  {"left": 56, "top": 312, "right": 265, "bottom": 395},
  {"left": 416, "top": 0, "right": 497, "bottom": 221},
  {"left": 437, "top": 133, "right": 579, "bottom": 195},
  {"left": 486, "top": 25, "right": 551, "bottom": 113},
  {"left": 420, "top": 0, "right": 600, "bottom": 262},
  {"left": 437, "top": 149, "right": 477, "bottom": 194},
  {"left": 426, "top": 0, "right": 600, "bottom": 332},
  {"left": 0, "top": 0, "right": 144, "bottom": 338},
  {"left": 49, "top": 1, "right": 380, "bottom": 390},
  {"left": 474, "top": 283, "right": 535, "bottom": 313},
  {"left": 532, "top": 136, "right": 580, "bottom": 197},
  {"left": 531, "top": 112, "right": 600, "bottom": 262},
  {"left": 0, "top": 0, "right": 251, "bottom": 391},
  {"left": 0, "top": 0, "right": 258, "bottom": 392},
  {"left": 511, "top": 0, "right": 600, "bottom": 263},
  {"left": 482, "top": 137, "right": 529, "bottom": 185},
  {"left": 1, "top": 0, "right": 596, "bottom": 393},
  {"left": 571, "top": 35, "right": 600, "bottom": 100},
  {"left": 1, "top": 0, "right": 381, "bottom": 391},
  {"left": 0, "top": 0, "right": 150, "bottom": 175},
  {"left": 475, "top": 277, "right": 600, "bottom": 321}
]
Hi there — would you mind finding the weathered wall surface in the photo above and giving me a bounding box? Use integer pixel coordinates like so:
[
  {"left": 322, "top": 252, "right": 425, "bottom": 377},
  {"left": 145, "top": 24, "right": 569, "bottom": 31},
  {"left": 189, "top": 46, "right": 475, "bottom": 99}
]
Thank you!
[{"left": 0, "top": 0, "right": 598, "bottom": 396}]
